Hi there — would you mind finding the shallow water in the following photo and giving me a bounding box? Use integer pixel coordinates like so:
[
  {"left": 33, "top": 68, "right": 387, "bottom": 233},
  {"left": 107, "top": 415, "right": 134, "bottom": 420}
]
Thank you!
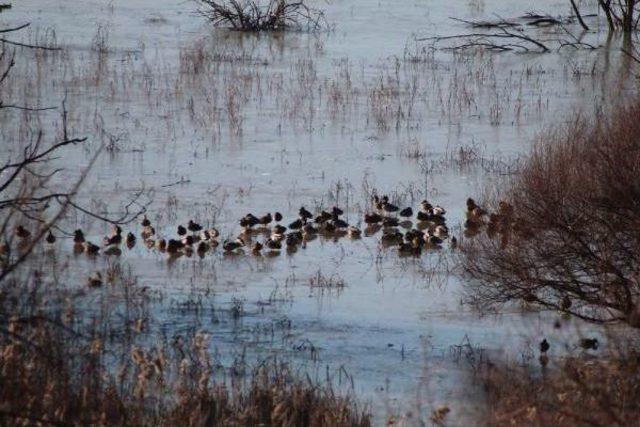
[{"left": 1, "top": 0, "right": 637, "bottom": 423}]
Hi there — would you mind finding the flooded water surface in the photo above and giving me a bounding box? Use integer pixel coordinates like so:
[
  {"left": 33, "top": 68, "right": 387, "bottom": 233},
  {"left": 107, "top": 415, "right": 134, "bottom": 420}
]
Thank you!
[{"left": 1, "top": 0, "right": 636, "bottom": 423}]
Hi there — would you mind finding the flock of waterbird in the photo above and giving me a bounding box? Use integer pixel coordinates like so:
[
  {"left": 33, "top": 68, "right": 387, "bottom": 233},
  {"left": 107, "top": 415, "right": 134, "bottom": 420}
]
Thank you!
[{"left": 3, "top": 195, "right": 517, "bottom": 287}]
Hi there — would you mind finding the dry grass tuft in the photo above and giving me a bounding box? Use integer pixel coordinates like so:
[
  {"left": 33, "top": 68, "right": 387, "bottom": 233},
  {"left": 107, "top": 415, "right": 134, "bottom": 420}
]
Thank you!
[{"left": 480, "top": 353, "right": 640, "bottom": 426}]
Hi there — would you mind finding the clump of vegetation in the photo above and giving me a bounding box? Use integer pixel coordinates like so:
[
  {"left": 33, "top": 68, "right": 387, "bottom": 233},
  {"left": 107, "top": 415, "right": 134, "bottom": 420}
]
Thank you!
[
  {"left": 480, "top": 352, "right": 640, "bottom": 426},
  {"left": 198, "top": 0, "right": 327, "bottom": 31},
  {"left": 461, "top": 99, "right": 640, "bottom": 328}
]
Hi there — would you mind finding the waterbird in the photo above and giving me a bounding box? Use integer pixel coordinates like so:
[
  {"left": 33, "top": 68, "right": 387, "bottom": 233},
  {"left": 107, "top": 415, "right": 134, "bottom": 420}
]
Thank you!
[
  {"left": 332, "top": 206, "right": 344, "bottom": 216},
  {"left": 579, "top": 338, "right": 599, "bottom": 350},
  {"left": 382, "top": 217, "right": 399, "bottom": 227},
  {"left": 251, "top": 241, "right": 263, "bottom": 254},
  {"left": 46, "top": 231, "right": 56, "bottom": 244},
  {"left": 420, "top": 200, "right": 433, "bottom": 212},
  {"left": 87, "top": 272, "right": 102, "bottom": 288},
  {"left": 15, "top": 225, "right": 31, "bottom": 239},
  {"left": 187, "top": 220, "right": 202, "bottom": 233},
  {"left": 259, "top": 213, "right": 272, "bottom": 226},
  {"left": 265, "top": 238, "right": 282, "bottom": 250},
  {"left": 274, "top": 212, "right": 283, "bottom": 222},
  {"left": 382, "top": 201, "right": 399, "bottom": 214},
  {"left": 141, "top": 215, "right": 151, "bottom": 227},
  {"left": 84, "top": 241, "right": 100, "bottom": 255},
  {"left": 347, "top": 226, "right": 361, "bottom": 239},
  {"left": 315, "top": 211, "right": 332, "bottom": 224},
  {"left": 332, "top": 217, "right": 349, "bottom": 229},
  {"left": 364, "top": 212, "right": 383, "bottom": 224},
  {"left": 399, "top": 207, "right": 413, "bottom": 217},
  {"left": 103, "top": 230, "right": 122, "bottom": 246},
  {"left": 288, "top": 218, "right": 304, "bottom": 230},
  {"left": 125, "top": 232, "right": 136, "bottom": 247},
  {"left": 299, "top": 206, "right": 313, "bottom": 220},
  {"left": 166, "top": 239, "right": 184, "bottom": 254},
  {"left": 223, "top": 238, "right": 244, "bottom": 252},
  {"left": 73, "top": 229, "right": 85, "bottom": 243},
  {"left": 177, "top": 225, "right": 187, "bottom": 236},
  {"left": 540, "top": 339, "right": 550, "bottom": 353},
  {"left": 156, "top": 238, "right": 167, "bottom": 251},
  {"left": 196, "top": 241, "right": 209, "bottom": 255}
]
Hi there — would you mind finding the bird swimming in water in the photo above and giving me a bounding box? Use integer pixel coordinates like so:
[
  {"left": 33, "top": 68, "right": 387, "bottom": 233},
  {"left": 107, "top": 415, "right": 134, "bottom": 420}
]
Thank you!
[
  {"left": 84, "top": 241, "right": 100, "bottom": 255},
  {"left": 188, "top": 220, "right": 202, "bottom": 233},
  {"left": 126, "top": 232, "right": 136, "bottom": 248},
  {"left": 87, "top": 272, "right": 102, "bottom": 288},
  {"left": 259, "top": 213, "right": 273, "bottom": 226},
  {"left": 223, "top": 238, "right": 245, "bottom": 252},
  {"left": 265, "top": 238, "right": 282, "bottom": 250},
  {"left": 177, "top": 225, "right": 187, "bottom": 236},
  {"left": 299, "top": 206, "right": 313, "bottom": 220},
  {"left": 274, "top": 212, "right": 283, "bottom": 222},
  {"left": 347, "top": 226, "right": 361, "bottom": 239},
  {"left": 74, "top": 229, "right": 85, "bottom": 244},
  {"left": 289, "top": 218, "right": 304, "bottom": 230},
  {"left": 141, "top": 215, "right": 151, "bottom": 227},
  {"left": 15, "top": 225, "right": 31, "bottom": 239},
  {"left": 399, "top": 207, "right": 413, "bottom": 218},
  {"left": 156, "top": 238, "right": 167, "bottom": 251},
  {"left": 579, "top": 338, "right": 599, "bottom": 350},
  {"left": 364, "top": 212, "right": 383, "bottom": 224},
  {"left": 251, "top": 241, "right": 263, "bottom": 254},
  {"left": 540, "top": 339, "right": 550, "bottom": 353},
  {"left": 46, "top": 231, "right": 56, "bottom": 244}
]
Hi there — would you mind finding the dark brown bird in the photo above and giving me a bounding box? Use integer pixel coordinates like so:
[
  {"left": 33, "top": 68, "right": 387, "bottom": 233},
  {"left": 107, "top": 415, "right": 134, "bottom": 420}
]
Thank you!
[
  {"left": 223, "top": 238, "right": 244, "bottom": 252},
  {"left": 187, "top": 220, "right": 202, "bottom": 233},
  {"left": 364, "top": 213, "right": 383, "bottom": 224},
  {"left": 272, "top": 224, "right": 287, "bottom": 235},
  {"left": 333, "top": 218, "right": 349, "bottom": 228},
  {"left": 299, "top": 206, "right": 313, "bottom": 220},
  {"left": 87, "top": 272, "right": 102, "bottom": 288},
  {"left": 103, "top": 231, "right": 122, "bottom": 246},
  {"left": 382, "top": 217, "right": 399, "bottom": 227},
  {"left": 84, "top": 241, "right": 100, "bottom": 255},
  {"left": 126, "top": 232, "right": 136, "bottom": 247},
  {"left": 265, "top": 238, "right": 281, "bottom": 250},
  {"left": 399, "top": 207, "right": 413, "bottom": 217},
  {"left": 332, "top": 206, "right": 344, "bottom": 216},
  {"left": 382, "top": 201, "right": 399, "bottom": 214},
  {"left": 274, "top": 212, "right": 283, "bottom": 222},
  {"left": 580, "top": 338, "right": 599, "bottom": 350},
  {"left": 315, "top": 211, "right": 332, "bottom": 224},
  {"left": 46, "top": 231, "right": 56, "bottom": 244},
  {"left": 15, "top": 225, "right": 31, "bottom": 239},
  {"left": 288, "top": 218, "right": 304, "bottom": 230},
  {"left": 251, "top": 241, "right": 263, "bottom": 254},
  {"left": 74, "top": 229, "right": 85, "bottom": 243},
  {"left": 540, "top": 339, "right": 550, "bottom": 353},
  {"left": 259, "top": 213, "right": 273, "bottom": 226},
  {"left": 141, "top": 215, "right": 151, "bottom": 227},
  {"left": 167, "top": 239, "right": 184, "bottom": 254},
  {"left": 177, "top": 225, "right": 187, "bottom": 236}
]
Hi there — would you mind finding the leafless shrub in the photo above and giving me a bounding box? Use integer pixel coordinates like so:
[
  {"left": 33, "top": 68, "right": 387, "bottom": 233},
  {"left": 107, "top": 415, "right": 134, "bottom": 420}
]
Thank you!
[
  {"left": 198, "top": 0, "right": 327, "bottom": 32},
  {"left": 461, "top": 100, "right": 640, "bottom": 327}
]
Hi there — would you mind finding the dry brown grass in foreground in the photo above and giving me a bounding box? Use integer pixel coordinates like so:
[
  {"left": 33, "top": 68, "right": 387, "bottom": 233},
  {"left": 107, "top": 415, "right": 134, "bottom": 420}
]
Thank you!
[
  {"left": 0, "top": 306, "right": 370, "bottom": 426},
  {"left": 480, "top": 352, "right": 640, "bottom": 426}
]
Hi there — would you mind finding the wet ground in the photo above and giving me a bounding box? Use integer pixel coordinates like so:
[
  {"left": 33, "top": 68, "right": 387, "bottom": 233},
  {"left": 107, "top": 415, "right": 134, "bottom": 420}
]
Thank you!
[{"left": 1, "top": 0, "right": 637, "bottom": 423}]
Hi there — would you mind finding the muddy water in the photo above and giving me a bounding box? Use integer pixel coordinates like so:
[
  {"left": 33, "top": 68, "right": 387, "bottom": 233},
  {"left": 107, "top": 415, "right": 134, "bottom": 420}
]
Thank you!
[{"left": 1, "top": 0, "right": 636, "bottom": 423}]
